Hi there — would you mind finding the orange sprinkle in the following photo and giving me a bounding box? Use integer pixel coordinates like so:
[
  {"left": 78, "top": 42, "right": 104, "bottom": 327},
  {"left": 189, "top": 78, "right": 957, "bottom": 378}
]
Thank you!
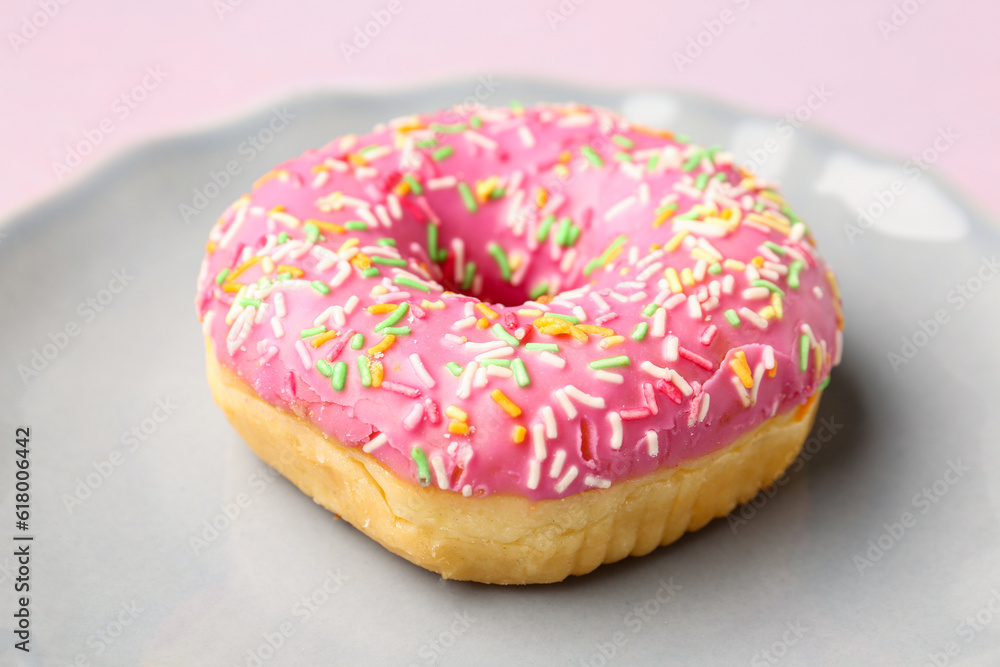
[
  {"left": 770, "top": 292, "right": 784, "bottom": 320},
  {"left": 768, "top": 359, "right": 778, "bottom": 378},
  {"left": 652, "top": 207, "right": 674, "bottom": 228},
  {"left": 226, "top": 256, "right": 262, "bottom": 283},
  {"left": 347, "top": 153, "right": 368, "bottom": 167},
  {"left": 558, "top": 151, "right": 572, "bottom": 163},
  {"left": 794, "top": 392, "right": 819, "bottom": 421},
  {"left": 729, "top": 350, "right": 754, "bottom": 388},
  {"left": 445, "top": 405, "right": 468, "bottom": 422},
  {"left": 351, "top": 253, "right": 371, "bottom": 270},
  {"left": 475, "top": 303, "right": 499, "bottom": 319},
  {"left": 310, "top": 330, "right": 338, "bottom": 348},
  {"left": 393, "top": 180, "right": 411, "bottom": 197},
  {"left": 369, "top": 359, "right": 384, "bottom": 388},
  {"left": 663, "top": 230, "right": 689, "bottom": 253},
  {"left": 306, "top": 219, "right": 345, "bottom": 234},
  {"left": 222, "top": 282, "right": 245, "bottom": 293},
  {"left": 367, "top": 303, "right": 398, "bottom": 314},
  {"left": 367, "top": 334, "right": 396, "bottom": 357},
  {"left": 476, "top": 317, "right": 490, "bottom": 329},
  {"left": 275, "top": 264, "right": 304, "bottom": 278},
  {"left": 206, "top": 240, "right": 217, "bottom": 254},
  {"left": 535, "top": 187, "right": 548, "bottom": 209},
  {"left": 491, "top": 389, "right": 522, "bottom": 418},
  {"left": 577, "top": 324, "right": 615, "bottom": 337},
  {"left": 511, "top": 425, "right": 527, "bottom": 444},
  {"left": 752, "top": 256, "right": 765, "bottom": 267},
  {"left": 448, "top": 421, "right": 470, "bottom": 436}
]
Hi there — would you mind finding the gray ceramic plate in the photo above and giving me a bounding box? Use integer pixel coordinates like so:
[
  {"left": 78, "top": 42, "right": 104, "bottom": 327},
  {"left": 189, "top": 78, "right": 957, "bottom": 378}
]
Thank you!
[{"left": 2, "top": 81, "right": 999, "bottom": 666}]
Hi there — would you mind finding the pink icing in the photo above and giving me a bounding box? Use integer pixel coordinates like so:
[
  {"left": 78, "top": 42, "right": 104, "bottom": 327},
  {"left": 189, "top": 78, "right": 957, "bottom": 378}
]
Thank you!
[{"left": 195, "top": 103, "right": 842, "bottom": 501}]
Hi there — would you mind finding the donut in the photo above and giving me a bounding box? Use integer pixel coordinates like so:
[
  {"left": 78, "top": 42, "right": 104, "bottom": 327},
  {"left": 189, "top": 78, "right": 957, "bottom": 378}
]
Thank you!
[{"left": 196, "top": 102, "right": 843, "bottom": 584}]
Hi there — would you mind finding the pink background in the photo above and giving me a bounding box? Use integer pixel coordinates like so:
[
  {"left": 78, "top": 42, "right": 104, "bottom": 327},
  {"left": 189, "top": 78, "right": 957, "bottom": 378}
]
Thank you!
[{"left": 2, "top": 0, "right": 998, "bottom": 220}]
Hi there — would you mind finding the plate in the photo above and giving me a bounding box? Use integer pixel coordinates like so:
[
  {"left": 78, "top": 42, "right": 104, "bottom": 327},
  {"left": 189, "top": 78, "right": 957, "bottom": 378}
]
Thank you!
[{"left": 2, "top": 80, "right": 999, "bottom": 666}]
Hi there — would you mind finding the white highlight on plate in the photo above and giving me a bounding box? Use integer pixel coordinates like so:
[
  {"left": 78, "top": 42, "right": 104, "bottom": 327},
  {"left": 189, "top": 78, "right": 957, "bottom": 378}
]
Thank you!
[
  {"left": 728, "top": 120, "right": 794, "bottom": 182},
  {"left": 621, "top": 93, "right": 680, "bottom": 129},
  {"left": 815, "top": 151, "right": 968, "bottom": 242}
]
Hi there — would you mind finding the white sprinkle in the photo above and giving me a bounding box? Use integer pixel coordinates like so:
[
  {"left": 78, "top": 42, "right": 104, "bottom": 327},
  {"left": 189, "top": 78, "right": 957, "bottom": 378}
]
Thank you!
[
  {"left": 273, "top": 292, "right": 287, "bottom": 318},
  {"left": 646, "top": 430, "right": 659, "bottom": 457},
  {"left": 789, "top": 222, "right": 807, "bottom": 243},
  {"left": 670, "top": 369, "right": 693, "bottom": 396},
  {"left": 527, "top": 459, "right": 541, "bottom": 490},
  {"left": 584, "top": 475, "right": 611, "bottom": 489},
  {"left": 750, "top": 363, "right": 766, "bottom": 405},
  {"left": 802, "top": 323, "right": 819, "bottom": 348},
  {"left": 402, "top": 402, "right": 424, "bottom": 430},
  {"left": 452, "top": 237, "right": 465, "bottom": 284},
  {"left": 294, "top": 339, "right": 311, "bottom": 369},
  {"left": 431, "top": 456, "right": 449, "bottom": 490},
  {"left": 604, "top": 194, "right": 637, "bottom": 222},
  {"left": 637, "top": 182, "right": 650, "bottom": 205},
  {"left": 427, "top": 175, "right": 457, "bottom": 190},
  {"left": 564, "top": 384, "right": 606, "bottom": 409},
  {"left": 453, "top": 316, "right": 477, "bottom": 329},
  {"left": 473, "top": 366, "right": 489, "bottom": 388},
  {"left": 664, "top": 335, "right": 679, "bottom": 362},
  {"left": 651, "top": 307, "right": 667, "bottom": 338},
  {"left": 813, "top": 286, "right": 824, "bottom": 299},
  {"left": 330, "top": 262, "right": 352, "bottom": 288},
  {"left": 518, "top": 125, "right": 535, "bottom": 148},
  {"left": 457, "top": 361, "right": 478, "bottom": 399},
  {"left": 331, "top": 306, "right": 346, "bottom": 327},
  {"left": 640, "top": 360, "right": 669, "bottom": 379},
  {"left": 219, "top": 204, "right": 249, "bottom": 249},
  {"left": 834, "top": 330, "right": 843, "bottom": 366},
  {"left": 608, "top": 412, "right": 623, "bottom": 450},
  {"left": 314, "top": 306, "right": 336, "bottom": 327},
  {"left": 553, "top": 388, "right": 577, "bottom": 419},
  {"left": 739, "top": 307, "right": 769, "bottom": 329},
  {"left": 387, "top": 193, "right": 402, "bottom": 220},
  {"left": 462, "top": 484, "right": 472, "bottom": 497},
  {"left": 590, "top": 292, "right": 611, "bottom": 312},
  {"left": 594, "top": 370, "right": 624, "bottom": 384},
  {"left": 664, "top": 293, "right": 687, "bottom": 310},
  {"left": 464, "top": 129, "right": 498, "bottom": 150},
  {"left": 721, "top": 274, "right": 735, "bottom": 295},
  {"left": 742, "top": 287, "right": 771, "bottom": 300},
  {"left": 549, "top": 450, "right": 567, "bottom": 479},
  {"left": 539, "top": 351, "right": 566, "bottom": 368},
  {"left": 356, "top": 206, "right": 378, "bottom": 228},
  {"left": 270, "top": 316, "right": 284, "bottom": 338},
  {"left": 698, "top": 392, "right": 711, "bottom": 421},
  {"left": 541, "top": 405, "right": 557, "bottom": 438},
  {"left": 475, "top": 346, "right": 515, "bottom": 361},
  {"left": 572, "top": 305, "right": 588, "bottom": 322},
  {"left": 693, "top": 259, "right": 708, "bottom": 282},
  {"left": 343, "top": 295, "right": 359, "bottom": 314},
  {"left": 763, "top": 345, "right": 775, "bottom": 370},
  {"left": 362, "top": 433, "right": 388, "bottom": 453},
  {"left": 554, "top": 466, "right": 578, "bottom": 494},
  {"left": 637, "top": 262, "right": 663, "bottom": 282},
  {"left": 408, "top": 354, "right": 435, "bottom": 388},
  {"left": 532, "top": 423, "right": 547, "bottom": 461},
  {"left": 486, "top": 365, "right": 514, "bottom": 378},
  {"left": 732, "top": 376, "right": 752, "bottom": 407},
  {"left": 687, "top": 295, "right": 703, "bottom": 319},
  {"left": 465, "top": 339, "right": 506, "bottom": 352}
]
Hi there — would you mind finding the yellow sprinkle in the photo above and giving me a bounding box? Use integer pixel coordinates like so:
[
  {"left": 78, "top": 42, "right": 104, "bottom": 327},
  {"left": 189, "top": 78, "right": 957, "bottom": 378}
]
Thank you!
[
  {"left": 275, "top": 264, "right": 304, "bottom": 278},
  {"left": 445, "top": 405, "right": 468, "bottom": 422},
  {"left": 509, "top": 251, "right": 522, "bottom": 272},
  {"left": 759, "top": 190, "right": 787, "bottom": 206},
  {"left": 759, "top": 305, "right": 776, "bottom": 321},
  {"left": 475, "top": 176, "right": 498, "bottom": 202},
  {"left": 226, "top": 256, "right": 262, "bottom": 283},
  {"left": 512, "top": 425, "right": 527, "bottom": 444},
  {"left": 535, "top": 187, "right": 548, "bottom": 209},
  {"left": 680, "top": 267, "right": 696, "bottom": 287},
  {"left": 393, "top": 180, "right": 411, "bottom": 197},
  {"left": 665, "top": 267, "right": 683, "bottom": 293},
  {"left": 723, "top": 259, "right": 746, "bottom": 271},
  {"left": 577, "top": 324, "right": 615, "bottom": 337},
  {"left": 337, "top": 238, "right": 360, "bottom": 254},
  {"left": 518, "top": 309, "right": 543, "bottom": 317},
  {"left": 653, "top": 207, "right": 675, "bottom": 228},
  {"left": 421, "top": 299, "right": 446, "bottom": 310},
  {"left": 768, "top": 360, "right": 778, "bottom": 378},
  {"left": 604, "top": 245, "right": 625, "bottom": 265},
  {"left": 558, "top": 151, "right": 572, "bottom": 163},
  {"left": 367, "top": 303, "right": 398, "bottom": 314},
  {"left": 476, "top": 317, "right": 490, "bottom": 329},
  {"left": 448, "top": 421, "right": 470, "bottom": 436},
  {"left": 222, "top": 282, "right": 245, "bottom": 293},
  {"left": 746, "top": 213, "right": 791, "bottom": 235},
  {"left": 475, "top": 303, "right": 499, "bottom": 319},
  {"left": 771, "top": 292, "right": 784, "bottom": 320},
  {"left": 664, "top": 230, "right": 689, "bottom": 253},
  {"left": 599, "top": 335, "right": 626, "bottom": 349},
  {"left": 729, "top": 350, "right": 754, "bottom": 389},
  {"left": 826, "top": 270, "right": 842, "bottom": 301},
  {"left": 690, "top": 247, "right": 718, "bottom": 263},
  {"left": 554, "top": 164, "right": 570, "bottom": 179},
  {"left": 310, "top": 330, "right": 339, "bottom": 348},
  {"left": 491, "top": 389, "right": 522, "bottom": 418},
  {"left": 371, "top": 285, "right": 388, "bottom": 295},
  {"left": 260, "top": 257, "right": 275, "bottom": 274},
  {"left": 347, "top": 153, "right": 368, "bottom": 166},
  {"left": 367, "top": 334, "right": 396, "bottom": 357},
  {"left": 369, "top": 359, "right": 384, "bottom": 388},
  {"left": 205, "top": 240, "right": 217, "bottom": 254}
]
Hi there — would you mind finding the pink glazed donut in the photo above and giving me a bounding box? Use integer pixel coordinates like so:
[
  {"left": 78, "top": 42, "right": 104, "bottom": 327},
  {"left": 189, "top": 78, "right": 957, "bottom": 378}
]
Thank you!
[{"left": 196, "top": 102, "right": 843, "bottom": 584}]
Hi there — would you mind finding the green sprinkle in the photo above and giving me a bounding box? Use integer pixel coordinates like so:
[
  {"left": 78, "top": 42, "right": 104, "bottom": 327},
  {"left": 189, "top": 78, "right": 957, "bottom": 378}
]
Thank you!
[
  {"left": 304, "top": 222, "right": 321, "bottom": 243},
  {"left": 311, "top": 280, "right": 331, "bottom": 295},
  {"left": 301, "top": 325, "right": 327, "bottom": 338},
  {"left": 555, "top": 217, "right": 572, "bottom": 247},
  {"left": 631, "top": 322, "right": 649, "bottom": 341},
  {"left": 361, "top": 267, "right": 380, "bottom": 278},
  {"left": 584, "top": 234, "right": 628, "bottom": 276},
  {"left": 470, "top": 115, "right": 482, "bottom": 129},
  {"left": 345, "top": 220, "right": 368, "bottom": 231},
  {"left": 512, "top": 358, "right": 530, "bottom": 387},
  {"left": 754, "top": 201, "right": 766, "bottom": 213},
  {"left": 682, "top": 150, "right": 703, "bottom": 172},
  {"left": 430, "top": 122, "right": 466, "bottom": 133},
  {"left": 316, "top": 359, "right": 334, "bottom": 377},
  {"left": 800, "top": 334, "right": 810, "bottom": 372},
  {"left": 642, "top": 303, "right": 658, "bottom": 317},
  {"left": 393, "top": 276, "right": 431, "bottom": 292},
  {"left": 751, "top": 279, "right": 786, "bottom": 297},
  {"left": 479, "top": 358, "right": 511, "bottom": 367},
  {"left": 350, "top": 333, "right": 365, "bottom": 350},
  {"left": 818, "top": 375, "right": 831, "bottom": 391},
  {"left": 446, "top": 361, "right": 463, "bottom": 376},
  {"left": 613, "top": 152, "right": 633, "bottom": 162},
  {"left": 525, "top": 342, "right": 559, "bottom": 352},
  {"left": 411, "top": 446, "right": 430, "bottom": 486},
  {"left": 215, "top": 268, "right": 230, "bottom": 285},
  {"left": 436, "top": 248, "right": 448, "bottom": 263},
  {"left": 457, "top": 181, "right": 478, "bottom": 213},
  {"left": 427, "top": 223, "right": 440, "bottom": 263},
  {"left": 547, "top": 312, "right": 579, "bottom": 325},
  {"left": 414, "top": 138, "right": 437, "bottom": 149},
  {"left": 694, "top": 172, "right": 710, "bottom": 190},
  {"left": 403, "top": 174, "right": 423, "bottom": 195},
  {"left": 276, "top": 273, "right": 291, "bottom": 281},
  {"left": 675, "top": 133, "right": 691, "bottom": 144},
  {"left": 432, "top": 146, "right": 454, "bottom": 161},
  {"left": 257, "top": 278, "right": 271, "bottom": 289},
  {"left": 358, "top": 144, "right": 384, "bottom": 156},
  {"left": 581, "top": 145, "right": 604, "bottom": 167},
  {"left": 529, "top": 282, "right": 550, "bottom": 300},
  {"left": 763, "top": 241, "right": 786, "bottom": 256},
  {"left": 380, "top": 326, "right": 411, "bottom": 335},
  {"left": 331, "top": 361, "right": 347, "bottom": 390},
  {"left": 566, "top": 223, "right": 581, "bottom": 247},
  {"left": 370, "top": 256, "right": 407, "bottom": 267},
  {"left": 375, "top": 302, "right": 409, "bottom": 332},
  {"left": 461, "top": 261, "right": 476, "bottom": 291},
  {"left": 509, "top": 100, "right": 524, "bottom": 113},
  {"left": 708, "top": 262, "right": 723, "bottom": 275},
  {"left": 491, "top": 323, "right": 521, "bottom": 347},
  {"left": 612, "top": 134, "right": 635, "bottom": 149},
  {"left": 487, "top": 243, "right": 511, "bottom": 282},
  {"left": 239, "top": 297, "right": 262, "bottom": 308},
  {"left": 788, "top": 260, "right": 804, "bottom": 289},
  {"left": 357, "top": 356, "right": 372, "bottom": 387},
  {"left": 646, "top": 152, "right": 660, "bottom": 172},
  {"left": 725, "top": 309, "right": 741, "bottom": 327},
  {"left": 276, "top": 231, "right": 290, "bottom": 244},
  {"left": 537, "top": 214, "right": 555, "bottom": 243},
  {"left": 589, "top": 355, "right": 630, "bottom": 369},
  {"left": 489, "top": 186, "right": 506, "bottom": 199},
  {"left": 377, "top": 237, "right": 397, "bottom": 247}
]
